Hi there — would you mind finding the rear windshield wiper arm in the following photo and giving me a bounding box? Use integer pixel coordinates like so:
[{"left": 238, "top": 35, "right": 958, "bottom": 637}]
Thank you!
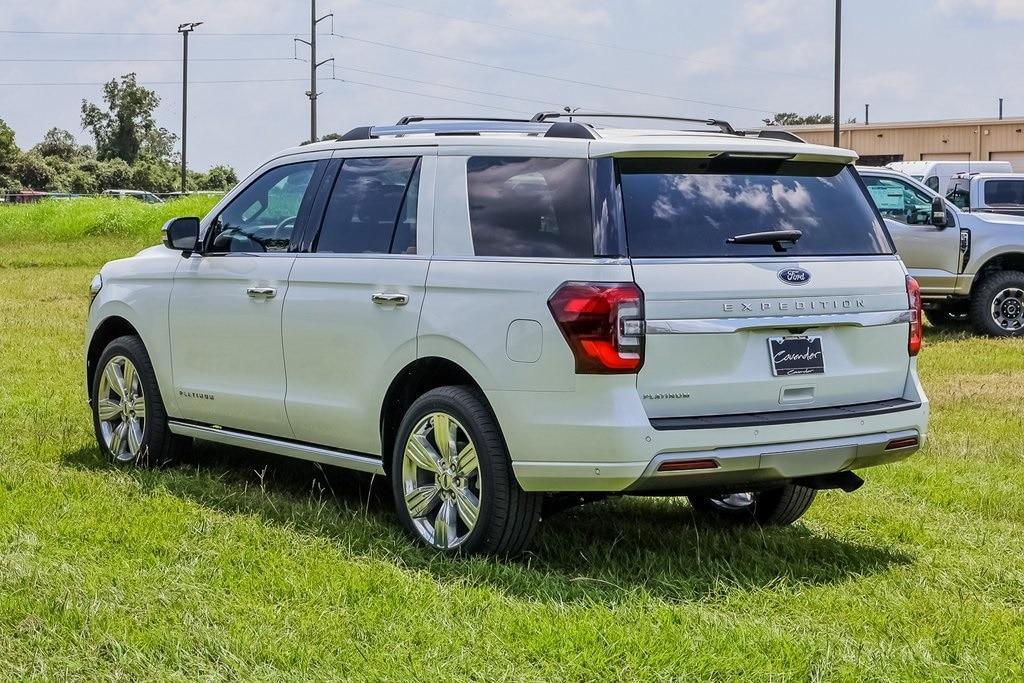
[{"left": 726, "top": 229, "right": 803, "bottom": 253}]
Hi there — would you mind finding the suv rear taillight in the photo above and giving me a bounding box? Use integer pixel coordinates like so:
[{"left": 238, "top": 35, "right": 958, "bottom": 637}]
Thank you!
[
  {"left": 907, "top": 276, "right": 923, "bottom": 356},
  {"left": 548, "top": 282, "right": 644, "bottom": 374}
]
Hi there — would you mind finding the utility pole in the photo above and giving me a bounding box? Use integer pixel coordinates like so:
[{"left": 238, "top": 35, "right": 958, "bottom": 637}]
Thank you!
[
  {"left": 865, "top": 104, "right": 869, "bottom": 126},
  {"left": 999, "top": 98, "right": 1004, "bottom": 120},
  {"left": 178, "top": 21, "right": 202, "bottom": 194},
  {"left": 833, "top": 0, "right": 842, "bottom": 147},
  {"left": 294, "top": 0, "right": 334, "bottom": 143}
]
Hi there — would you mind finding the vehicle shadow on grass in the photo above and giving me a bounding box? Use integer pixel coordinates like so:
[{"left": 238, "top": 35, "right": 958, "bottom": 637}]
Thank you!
[{"left": 62, "top": 441, "right": 912, "bottom": 605}]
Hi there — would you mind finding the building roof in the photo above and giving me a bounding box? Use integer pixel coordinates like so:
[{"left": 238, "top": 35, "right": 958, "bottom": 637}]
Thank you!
[{"left": 780, "top": 116, "right": 1024, "bottom": 132}]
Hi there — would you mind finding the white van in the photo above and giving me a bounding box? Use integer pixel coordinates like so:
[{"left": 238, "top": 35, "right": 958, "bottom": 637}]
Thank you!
[{"left": 886, "top": 161, "right": 1012, "bottom": 195}]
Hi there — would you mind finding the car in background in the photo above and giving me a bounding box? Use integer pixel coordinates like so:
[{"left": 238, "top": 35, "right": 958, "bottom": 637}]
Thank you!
[
  {"left": 947, "top": 173, "right": 1024, "bottom": 216},
  {"left": 102, "top": 189, "right": 164, "bottom": 204},
  {"left": 886, "top": 160, "right": 1012, "bottom": 195},
  {"left": 859, "top": 166, "right": 1024, "bottom": 335}
]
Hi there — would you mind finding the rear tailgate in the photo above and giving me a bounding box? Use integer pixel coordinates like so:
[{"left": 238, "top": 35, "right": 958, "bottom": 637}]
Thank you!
[
  {"left": 614, "top": 154, "right": 912, "bottom": 421},
  {"left": 633, "top": 258, "right": 911, "bottom": 419}
]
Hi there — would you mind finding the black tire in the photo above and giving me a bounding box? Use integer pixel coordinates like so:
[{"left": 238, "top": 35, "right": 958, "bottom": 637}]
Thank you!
[
  {"left": 688, "top": 484, "right": 817, "bottom": 526},
  {"left": 970, "top": 270, "right": 1024, "bottom": 337},
  {"left": 391, "top": 386, "right": 542, "bottom": 556},
  {"left": 91, "top": 335, "right": 191, "bottom": 467}
]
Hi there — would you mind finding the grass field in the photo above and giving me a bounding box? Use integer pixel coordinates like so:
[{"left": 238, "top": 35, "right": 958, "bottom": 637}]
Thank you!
[{"left": 1, "top": 200, "right": 1023, "bottom": 680}]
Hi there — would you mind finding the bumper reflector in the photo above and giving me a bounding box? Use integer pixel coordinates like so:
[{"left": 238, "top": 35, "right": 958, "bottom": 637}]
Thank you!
[
  {"left": 884, "top": 436, "right": 920, "bottom": 451},
  {"left": 657, "top": 458, "right": 719, "bottom": 473}
]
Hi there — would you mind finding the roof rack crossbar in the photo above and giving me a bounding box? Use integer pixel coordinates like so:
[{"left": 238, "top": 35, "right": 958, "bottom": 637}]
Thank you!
[
  {"left": 395, "top": 115, "right": 530, "bottom": 126},
  {"left": 531, "top": 111, "right": 737, "bottom": 136}
]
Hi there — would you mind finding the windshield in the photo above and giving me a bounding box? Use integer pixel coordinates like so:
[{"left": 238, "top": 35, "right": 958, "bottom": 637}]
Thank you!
[{"left": 618, "top": 158, "right": 892, "bottom": 258}]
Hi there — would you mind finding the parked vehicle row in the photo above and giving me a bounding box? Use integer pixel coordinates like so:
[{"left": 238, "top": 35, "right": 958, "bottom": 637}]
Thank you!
[
  {"left": 86, "top": 113, "right": 928, "bottom": 555},
  {"left": 859, "top": 167, "right": 1024, "bottom": 335}
]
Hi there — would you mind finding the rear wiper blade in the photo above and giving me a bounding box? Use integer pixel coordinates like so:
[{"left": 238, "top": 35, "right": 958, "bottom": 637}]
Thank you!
[{"left": 726, "top": 229, "right": 803, "bottom": 253}]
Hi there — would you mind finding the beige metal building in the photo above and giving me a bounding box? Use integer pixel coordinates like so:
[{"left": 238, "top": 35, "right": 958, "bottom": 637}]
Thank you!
[{"left": 780, "top": 117, "right": 1024, "bottom": 170}]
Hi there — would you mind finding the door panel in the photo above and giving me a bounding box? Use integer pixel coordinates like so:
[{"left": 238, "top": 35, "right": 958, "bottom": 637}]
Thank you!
[
  {"left": 169, "top": 255, "right": 295, "bottom": 435},
  {"left": 282, "top": 256, "right": 428, "bottom": 453}
]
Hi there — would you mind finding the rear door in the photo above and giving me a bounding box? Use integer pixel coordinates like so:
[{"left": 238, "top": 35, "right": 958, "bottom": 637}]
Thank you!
[
  {"left": 282, "top": 149, "right": 434, "bottom": 455},
  {"left": 616, "top": 156, "right": 913, "bottom": 419}
]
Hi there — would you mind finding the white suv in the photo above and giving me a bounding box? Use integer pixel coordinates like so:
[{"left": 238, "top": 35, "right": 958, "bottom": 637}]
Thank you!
[{"left": 86, "top": 113, "right": 929, "bottom": 555}]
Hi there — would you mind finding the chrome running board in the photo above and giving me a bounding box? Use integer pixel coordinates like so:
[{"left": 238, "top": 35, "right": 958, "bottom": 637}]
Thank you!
[{"left": 167, "top": 420, "right": 386, "bottom": 475}]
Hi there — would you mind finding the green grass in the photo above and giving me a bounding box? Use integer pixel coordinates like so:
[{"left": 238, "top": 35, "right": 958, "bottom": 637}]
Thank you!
[{"left": 1, "top": 203, "right": 1023, "bottom": 679}]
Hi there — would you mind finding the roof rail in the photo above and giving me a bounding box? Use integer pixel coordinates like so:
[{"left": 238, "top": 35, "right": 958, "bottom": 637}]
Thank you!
[
  {"left": 531, "top": 111, "right": 738, "bottom": 136},
  {"left": 335, "top": 116, "right": 596, "bottom": 141},
  {"left": 740, "top": 129, "right": 807, "bottom": 143}
]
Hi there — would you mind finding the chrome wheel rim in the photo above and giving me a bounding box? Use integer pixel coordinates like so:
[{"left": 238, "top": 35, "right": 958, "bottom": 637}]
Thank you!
[
  {"left": 707, "top": 492, "right": 755, "bottom": 511},
  {"left": 991, "top": 287, "right": 1024, "bottom": 331},
  {"left": 401, "top": 412, "right": 481, "bottom": 549},
  {"left": 96, "top": 355, "right": 146, "bottom": 462}
]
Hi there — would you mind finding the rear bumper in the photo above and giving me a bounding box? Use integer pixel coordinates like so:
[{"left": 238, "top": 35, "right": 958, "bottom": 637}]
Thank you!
[{"left": 494, "top": 370, "right": 928, "bottom": 493}]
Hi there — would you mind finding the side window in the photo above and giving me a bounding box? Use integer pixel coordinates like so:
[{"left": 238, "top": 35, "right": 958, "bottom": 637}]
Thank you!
[
  {"left": 208, "top": 162, "right": 317, "bottom": 253},
  {"left": 984, "top": 180, "right": 1024, "bottom": 206},
  {"left": 947, "top": 181, "right": 970, "bottom": 210},
  {"left": 863, "top": 176, "right": 932, "bottom": 225},
  {"left": 466, "top": 157, "right": 593, "bottom": 258},
  {"left": 925, "top": 176, "right": 939, "bottom": 192},
  {"left": 315, "top": 157, "right": 420, "bottom": 254}
]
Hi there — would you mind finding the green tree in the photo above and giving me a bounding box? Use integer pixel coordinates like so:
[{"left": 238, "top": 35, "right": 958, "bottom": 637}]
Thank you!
[
  {"left": 81, "top": 73, "right": 178, "bottom": 164},
  {"left": 33, "top": 127, "right": 93, "bottom": 162},
  {"left": 0, "top": 118, "right": 20, "bottom": 191},
  {"left": 762, "top": 113, "right": 857, "bottom": 126},
  {"left": 14, "top": 151, "right": 58, "bottom": 190},
  {"left": 196, "top": 164, "right": 238, "bottom": 190}
]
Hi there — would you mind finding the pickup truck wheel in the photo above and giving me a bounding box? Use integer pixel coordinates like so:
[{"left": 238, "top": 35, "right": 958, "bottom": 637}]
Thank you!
[
  {"left": 91, "top": 335, "right": 191, "bottom": 467},
  {"left": 689, "top": 484, "right": 816, "bottom": 525},
  {"left": 391, "top": 386, "right": 542, "bottom": 556},
  {"left": 927, "top": 303, "right": 968, "bottom": 327},
  {"left": 970, "top": 271, "right": 1024, "bottom": 336}
]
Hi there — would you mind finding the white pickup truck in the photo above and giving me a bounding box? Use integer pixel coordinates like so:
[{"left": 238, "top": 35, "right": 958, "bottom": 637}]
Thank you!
[{"left": 946, "top": 173, "right": 1024, "bottom": 217}]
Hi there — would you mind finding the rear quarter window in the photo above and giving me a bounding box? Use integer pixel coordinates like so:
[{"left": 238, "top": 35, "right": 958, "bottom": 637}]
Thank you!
[
  {"left": 618, "top": 158, "right": 893, "bottom": 258},
  {"left": 466, "top": 157, "right": 593, "bottom": 258},
  {"left": 983, "top": 180, "right": 1024, "bottom": 206}
]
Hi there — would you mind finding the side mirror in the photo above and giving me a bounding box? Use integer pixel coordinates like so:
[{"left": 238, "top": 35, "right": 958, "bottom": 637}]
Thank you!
[
  {"left": 930, "top": 196, "right": 949, "bottom": 228},
  {"left": 162, "top": 217, "right": 201, "bottom": 256}
]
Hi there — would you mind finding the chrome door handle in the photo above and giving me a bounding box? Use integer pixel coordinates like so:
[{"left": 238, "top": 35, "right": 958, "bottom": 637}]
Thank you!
[
  {"left": 371, "top": 292, "right": 409, "bottom": 306},
  {"left": 246, "top": 286, "right": 277, "bottom": 299}
]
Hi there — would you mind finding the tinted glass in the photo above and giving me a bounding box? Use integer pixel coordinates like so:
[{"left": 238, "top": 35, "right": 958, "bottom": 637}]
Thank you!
[
  {"left": 862, "top": 175, "right": 934, "bottom": 225},
  {"left": 208, "top": 162, "right": 316, "bottom": 253},
  {"left": 947, "top": 181, "right": 970, "bottom": 209},
  {"left": 619, "top": 158, "right": 891, "bottom": 258},
  {"left": 984, "top": 180, "right": 1024, "bottom": 206},
  {"left": 316, "top": 157, "right": 419, "bottom": 254},
  {"left": 467, "top": 157, "right": 593, "bottom": 258},
  {"left": 925, "top": 176, "right": 940, "bottom": 191}
]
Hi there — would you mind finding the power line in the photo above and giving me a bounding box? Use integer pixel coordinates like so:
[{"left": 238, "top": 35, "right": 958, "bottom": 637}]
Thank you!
[
  {"left": 0, "top": 56, "right": 299, "bottom": 62},
  {"left": 332, "top": 33, "right": 777, "bottom": 114},
  {"left": 0, "top": 78, "right": 308, "bottom": 86},
  {"left": 360, "top": 0, "right": 829, "bottom": 83},
  {"left": 0, "top": 29, "right": 302, "bottom": 37},
  {"left": 334, "top": 65, "right": 595, "bottom": 110},
  {"left": 329, "top": 77, "right": 529, "bottom": 115}
]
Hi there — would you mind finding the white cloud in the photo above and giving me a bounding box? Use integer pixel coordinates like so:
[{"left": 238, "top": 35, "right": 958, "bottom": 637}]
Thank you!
[
  {"left": 937, "top": 0, "right": 1024, "bottom": 20},
  {"left": 497, "top": 0, "right": 609, "bottom": 28}
]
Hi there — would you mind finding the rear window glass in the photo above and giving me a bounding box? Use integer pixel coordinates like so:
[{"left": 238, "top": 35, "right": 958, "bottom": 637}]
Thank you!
[
  {"left": 467, "top": 157, "right": 593, "bottom": 258},
  {"left": 984, "top": 180, "right": 1024, "bottom": 206},
  {"left": 619, "top": 158, "right": 892, "bottom": 258}
]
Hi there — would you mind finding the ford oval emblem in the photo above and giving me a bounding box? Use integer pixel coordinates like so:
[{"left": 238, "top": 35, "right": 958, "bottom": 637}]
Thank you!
[{"left": 778, "top": 268, "right": 811, "bottom": 286}]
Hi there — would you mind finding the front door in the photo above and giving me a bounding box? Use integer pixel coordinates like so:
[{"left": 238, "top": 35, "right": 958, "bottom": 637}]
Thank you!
[
  {"left": 283, "top": 152, "right": 434, "bottom": 455},
  {"left": 862, "top": 174, "right": 961, "bottom": 294},
  {"left": 169, "top": 158, "right": 324, "bottom": 436}
]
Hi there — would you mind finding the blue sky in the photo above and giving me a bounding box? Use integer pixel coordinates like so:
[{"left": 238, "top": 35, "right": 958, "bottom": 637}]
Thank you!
[{"left": 2, "top": 0, "right": 1022, "bottom": 174}]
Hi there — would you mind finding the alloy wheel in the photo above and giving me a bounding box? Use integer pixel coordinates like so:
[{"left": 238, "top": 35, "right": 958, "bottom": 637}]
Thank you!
[
  {"left": 991, "top": 287, "right": 1024, "bottom": 331},
  {"left": 96, "top": 355, "right": 146, "bottom": 462},
  {"left": 401, "top": 412, "right": 481, "bottom": 549}
]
